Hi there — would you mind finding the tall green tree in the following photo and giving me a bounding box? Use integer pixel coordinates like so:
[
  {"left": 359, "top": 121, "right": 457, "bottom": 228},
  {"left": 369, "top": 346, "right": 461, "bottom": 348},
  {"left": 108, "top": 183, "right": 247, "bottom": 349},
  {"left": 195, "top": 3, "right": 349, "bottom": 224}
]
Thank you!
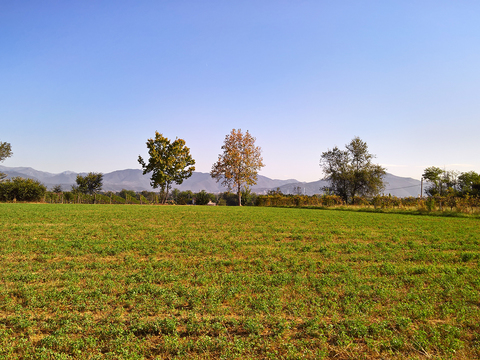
[
  {"left": 0, "top": 141, "right": 13, "bottom": 182},
  {"left": 422, "top": 167, "right": 457, "bottom": 196},
  {"left": 457, "top": 171, "right": 480, "bottom": 197},
  {"left": 75, "top": 172, "right": 103, "bottom": 195},
  {"left": 210, "top": 129, "right": 265, "bottom": 206},
  {"left": 118, "top": 189, "right": 137, "bottom": 200},
  {"left": 138, "top": 132, "right": 196, "bottom": 204},
  {"left": 195, "top": 190, "right": 215, "bottom": 205},
  {"left": 176, "top": 190, "right": 194, "bottom": 205},
  {"left": 170, "top": 188, "right": 181, "bottom": 204},
  {"left": 0, "top": 141, "right": 12, "bottom": 163},
  {"left": 320, "top": 137, "right": 386, "bottom": 203}
]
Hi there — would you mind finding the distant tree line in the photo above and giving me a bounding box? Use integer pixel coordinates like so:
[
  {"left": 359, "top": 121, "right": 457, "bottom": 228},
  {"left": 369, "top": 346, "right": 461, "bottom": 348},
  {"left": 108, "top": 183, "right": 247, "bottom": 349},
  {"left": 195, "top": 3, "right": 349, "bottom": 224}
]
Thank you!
[
  {"left": 3, "top": 132, "right": 480, "bottom": 212},
  {"left": 43, "top": 186, "right": 259, "bottom": 206},
  {"left": 422, "top": 167, "right": 480, "bottom": 198},
  {"left": 0, "top": 141, "right": 47, "bottom": 202},
  {"left": 256, "top": 191, "right": 480, "bottom": 213},
  {"left": 0, "top": 177, "right": 46, "bottom": 202}
]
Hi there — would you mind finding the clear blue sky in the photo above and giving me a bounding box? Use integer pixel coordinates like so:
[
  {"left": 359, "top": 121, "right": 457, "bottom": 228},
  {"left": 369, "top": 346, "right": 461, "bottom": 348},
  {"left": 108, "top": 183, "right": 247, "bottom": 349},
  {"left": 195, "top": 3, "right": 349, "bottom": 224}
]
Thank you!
[{"left": 2, "top": 1, "right": 479, "bottom": 182}]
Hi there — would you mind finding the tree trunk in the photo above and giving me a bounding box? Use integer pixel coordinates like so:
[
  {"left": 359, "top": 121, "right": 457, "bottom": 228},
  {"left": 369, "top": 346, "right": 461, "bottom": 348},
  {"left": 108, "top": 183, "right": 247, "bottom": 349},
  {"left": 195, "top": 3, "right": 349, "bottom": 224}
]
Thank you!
[
  {"left": 237, "top": 184, "right": 242, "bottom": 206},
  {"left": 160, "top": 185, "right": 166, "bottom": 204}
]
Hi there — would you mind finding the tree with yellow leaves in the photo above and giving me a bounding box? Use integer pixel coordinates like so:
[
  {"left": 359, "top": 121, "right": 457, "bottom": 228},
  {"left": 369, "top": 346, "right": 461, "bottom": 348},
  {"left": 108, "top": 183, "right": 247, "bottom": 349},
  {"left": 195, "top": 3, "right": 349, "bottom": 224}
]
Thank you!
[{"left": 211, "top": 129, "right": 264, "bottom": 206}]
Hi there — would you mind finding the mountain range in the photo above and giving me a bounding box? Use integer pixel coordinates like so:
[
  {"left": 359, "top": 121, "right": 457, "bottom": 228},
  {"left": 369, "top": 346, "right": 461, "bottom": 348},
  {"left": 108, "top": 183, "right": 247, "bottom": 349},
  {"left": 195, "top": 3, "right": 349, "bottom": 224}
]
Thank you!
[{"left": 0, "top": 165, "right": 422, "bottom": 197}]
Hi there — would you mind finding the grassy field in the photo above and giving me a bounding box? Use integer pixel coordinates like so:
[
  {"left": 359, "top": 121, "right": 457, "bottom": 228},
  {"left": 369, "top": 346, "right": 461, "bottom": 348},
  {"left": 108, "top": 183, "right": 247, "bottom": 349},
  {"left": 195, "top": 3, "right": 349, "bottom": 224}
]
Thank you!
[{"left": 0, "top": 204, "right": 479, "bottom": 359}]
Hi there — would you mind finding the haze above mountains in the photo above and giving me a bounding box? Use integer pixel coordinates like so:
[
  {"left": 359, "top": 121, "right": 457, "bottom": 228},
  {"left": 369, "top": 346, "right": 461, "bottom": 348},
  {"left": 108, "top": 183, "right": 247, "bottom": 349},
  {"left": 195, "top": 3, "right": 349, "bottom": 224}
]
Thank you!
[{"left": 0, "top": 166, "right": 422, "bottom": 198}]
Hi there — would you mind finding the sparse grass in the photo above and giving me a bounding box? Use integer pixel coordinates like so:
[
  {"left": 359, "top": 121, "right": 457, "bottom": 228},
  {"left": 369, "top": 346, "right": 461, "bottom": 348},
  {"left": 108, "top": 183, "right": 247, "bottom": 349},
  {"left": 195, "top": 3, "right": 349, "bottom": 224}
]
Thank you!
[{"left": 0, "top": 204, "right": 479, "bottom": 359}]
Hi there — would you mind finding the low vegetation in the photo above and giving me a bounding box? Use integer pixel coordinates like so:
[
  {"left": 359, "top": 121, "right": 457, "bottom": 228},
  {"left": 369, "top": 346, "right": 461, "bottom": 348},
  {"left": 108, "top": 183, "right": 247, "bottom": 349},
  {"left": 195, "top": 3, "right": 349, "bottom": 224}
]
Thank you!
[
  {"left": 256, "top": 193, "right": 480, "bottom": 214},
  {"left": 0, "top": 177, "right": 46, "bottom": 202},
  {"left": 0, "top": 204, "right": 479, "bottom": 359}
]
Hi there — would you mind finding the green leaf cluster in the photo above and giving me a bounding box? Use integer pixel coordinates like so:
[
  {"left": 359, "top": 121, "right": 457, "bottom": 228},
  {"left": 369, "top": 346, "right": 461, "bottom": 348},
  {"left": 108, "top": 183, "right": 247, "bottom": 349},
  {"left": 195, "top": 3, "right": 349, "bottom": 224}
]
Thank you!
[
  {"left": 422, "top": 167, "right": 480, "bottom": 197},
  {"left": 74, "top": 172, "right": 103, "bottom": 195},
  {"left": 0, "top": 177, "right": 46, "bottom": 201},
  {"left": 0, "top": 141, "right": 12, "bottom": 163},
  {"left": 320, "top": 137, "right": 386, "bottom": 204},
  {"left": 138, "top": 132, "right": 195, "bottom": 204}
]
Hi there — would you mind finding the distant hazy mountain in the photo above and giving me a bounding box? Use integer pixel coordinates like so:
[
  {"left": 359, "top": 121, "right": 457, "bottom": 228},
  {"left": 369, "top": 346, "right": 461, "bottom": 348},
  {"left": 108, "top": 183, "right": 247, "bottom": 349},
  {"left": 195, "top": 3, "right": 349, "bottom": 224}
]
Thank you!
[
  {"left": 0, "top": 165, "right": 421, "bottom": 197},
  {"left": 382, "top": 173, "right": 422, "bottom": 198}
]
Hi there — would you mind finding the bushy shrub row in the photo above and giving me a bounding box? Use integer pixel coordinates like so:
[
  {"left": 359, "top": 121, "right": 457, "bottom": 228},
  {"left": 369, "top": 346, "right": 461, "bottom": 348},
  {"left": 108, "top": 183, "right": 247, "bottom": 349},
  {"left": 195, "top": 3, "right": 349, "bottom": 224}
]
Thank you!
[
  {"left": 0, "top": 177, "right": 46, "bottom": 202},
  {"left": 7, "top": 181, "right": 480, "bottom": 213},
  {"left": 45, "top": 192, "right": 116, "bottom": 204},
  {"left": 256, "top": 194, "right": 343, "bottom": 207},
  {"left": 418, "top": 195, "right": 480, "bottom": 213},
  {"left": 256, "top": 193, "right": 480, "bottom": 213}
]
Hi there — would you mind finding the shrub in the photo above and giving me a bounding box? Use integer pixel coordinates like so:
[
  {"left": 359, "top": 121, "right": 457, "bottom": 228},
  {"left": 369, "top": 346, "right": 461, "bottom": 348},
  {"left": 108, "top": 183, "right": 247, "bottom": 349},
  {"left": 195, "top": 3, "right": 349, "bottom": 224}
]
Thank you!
[
  {"left": 177, "top": 190, "right": 194, "bottom": 205},
  {"left": 217, "top": 192, "right": 238, "bottom": 206},
  {"left": 0, "top": 177, "right": 46, "bottom": 202},
  {"left": 195, "top": 190, "right": 214, "bottom": 205},
  {"left": 118, "top": 189, "right": 137, "bottom": 200}
]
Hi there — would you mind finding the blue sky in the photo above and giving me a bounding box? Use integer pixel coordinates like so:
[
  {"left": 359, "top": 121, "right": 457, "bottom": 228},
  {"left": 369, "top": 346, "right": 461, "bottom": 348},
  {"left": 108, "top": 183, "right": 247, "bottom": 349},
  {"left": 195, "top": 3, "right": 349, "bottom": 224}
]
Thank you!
[{"left": 2, "top": 1, "right": 479, "bottom": 182}]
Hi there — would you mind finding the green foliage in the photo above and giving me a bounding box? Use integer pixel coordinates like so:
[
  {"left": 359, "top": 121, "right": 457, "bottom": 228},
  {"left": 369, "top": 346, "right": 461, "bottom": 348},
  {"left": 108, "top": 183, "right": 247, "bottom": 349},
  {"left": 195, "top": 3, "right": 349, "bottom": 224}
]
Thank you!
[
  {"left": 63, "top": 191, "right": 75, "bottom": 203},
  {"left": 458, "top": 171, "right": 480, "bottom": 197},
  {"left": 52, "top": 184, "right": 63, "bottom": 193},
  {"left": 45, "top": 192, "right": 63, "bottom": 203},
  {"left": 209, "top": 189, "right": 257, "bottom": 206},
  {"left": 140, "top": 190, "right": 158, "bottom": 203},
  {"left": 118, "top": 189, "right": 137, "bottom": 200},
  {"left": 0, "top": 141, "right": 12, "bottom": 162},
  {"left": 422, "top": 167, "right": 480, "bottom": 198},
  {"left": 217, "top": 192, "right": 239, "bottom": 206},
  {"left": 256, "top": 194, "right": 343, "bottom": 207},
  {"left": 426, "top": 197, "right": 436, "bottom": 211},
  {"left": 241, "top": 188, "right": 257, "bottom": 206},
  {"left": 422, "top": 166, "right": 457, "bottom": 196},
  {"left": 255, "top": 193, "right": 480, "bottom": 215},
  {"left": 109, "top": 193, "right": 126, "bottom": 204},
  {"left": 124, "top": 193, "right": 140, "bottom": 204},
  {"left": 195, "top": 190, "right": 215, "bottom": 205},
  {"left": 138, "top": 131, "right": 195, "bottom": 204},
  {"left": 320, "top": 137, "right": 386, "bottom": 203},
  {"left": 176, "top": 190, "right": 193, "bottom": 205},
  {"left": 44, "top": 191, "right": 137, "bottom": 205},
  {"left": 0, "top": 141, "right": 13, "bottom": 182},
  {"left": 139, "top": 195, "right": 149, "bottom": 204},
  {"left": 267, "top": 187, "right": 283, "bottom": 195},
  {"left": 170, "top": 188, "right": 181, "bottom": 203},
  {"left": 74, "top": 172, "right": 103, "bottom": 195},
  {"left": 0, "top": 177, "right": 46, "bottom": 201}
]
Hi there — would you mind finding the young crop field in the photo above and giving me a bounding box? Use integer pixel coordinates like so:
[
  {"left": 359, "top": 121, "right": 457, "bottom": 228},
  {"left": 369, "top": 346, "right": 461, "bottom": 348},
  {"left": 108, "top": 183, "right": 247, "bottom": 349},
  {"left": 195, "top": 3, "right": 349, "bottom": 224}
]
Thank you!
[{"left": 0, "top": 204, "right": 479, "bottom": 359}]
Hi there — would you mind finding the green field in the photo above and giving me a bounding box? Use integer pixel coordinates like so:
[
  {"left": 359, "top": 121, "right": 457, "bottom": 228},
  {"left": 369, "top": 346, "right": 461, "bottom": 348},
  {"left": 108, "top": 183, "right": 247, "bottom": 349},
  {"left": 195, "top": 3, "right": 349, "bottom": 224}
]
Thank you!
[{"left": 0, "top": 204, "right": 479, "bottom": 359}]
